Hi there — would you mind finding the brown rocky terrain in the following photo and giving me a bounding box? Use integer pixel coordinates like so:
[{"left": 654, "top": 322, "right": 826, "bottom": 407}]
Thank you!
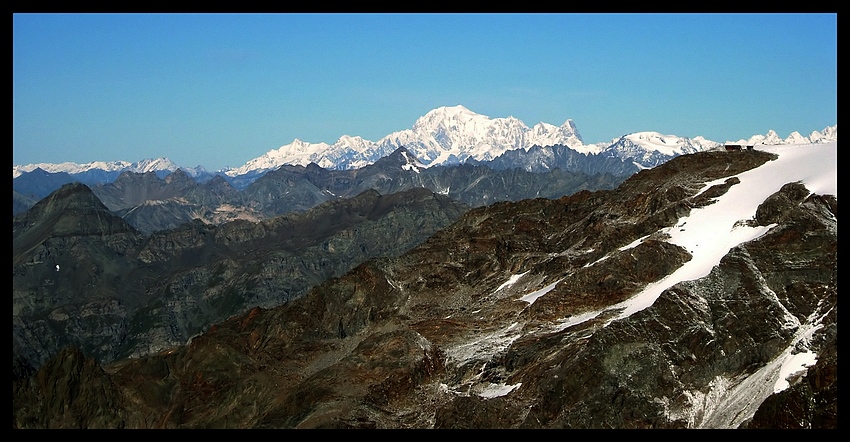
[{"left": 13, "top": 148, "right": 837, "bottom": 428}]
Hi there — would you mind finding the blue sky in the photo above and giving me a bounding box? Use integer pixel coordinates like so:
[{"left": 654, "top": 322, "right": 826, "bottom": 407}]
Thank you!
[{"left": 13, "top": 13, "right": 837, "bottom": 172}]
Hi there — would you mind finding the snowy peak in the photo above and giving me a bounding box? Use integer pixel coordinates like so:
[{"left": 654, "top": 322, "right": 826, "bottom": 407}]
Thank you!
[
  {"left": 231, "top": 138, "right": 332, "bottom": 176},
  {"left": 622, "top": 131, "right": 706, "bottom": 156},
  {"left": 377, "top": 105, "right": 587, "bottom": 168},
  {"left": 133, "top": 157, "right": 181, "bottom": 173},
  {"left": 529, "top": 119, "right": 584, "bottom": 149},
  {"left": 562, "top": 118, "right": 579, "bottom": 135},
  {"left": 405, "top": 105, "right": 526, "bottom": 156},
  {"left": 726, "top": 124, "right": 838, "bottom": 146},
  {"left": 336, "top": 135, "right": 372, "bottom": 153},
  {"left": 810, "top": 125, "right": 838, "bottom": 143},
  {"left": 784, "top": 131, "right": 807, "bottom": 144},
  {"left": 604, "top": 131, "right": 720, "bottom": 169},
  {"left": 757, "top": 129, "right": 784, "bottom": 145},
  {"left": 226, "top": 105, "right": 593, "bottom": 176},
  {"left": 412, "top": 105, "right": 481, "bottom": 131},
  {"left": 12, "top": 157, "right": 181, "bottom": 179}
]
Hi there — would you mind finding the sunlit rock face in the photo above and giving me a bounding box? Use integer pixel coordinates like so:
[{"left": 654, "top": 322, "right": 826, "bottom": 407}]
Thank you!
[{"left": 13, "top": 145, "right": 837, "bottom": 429}]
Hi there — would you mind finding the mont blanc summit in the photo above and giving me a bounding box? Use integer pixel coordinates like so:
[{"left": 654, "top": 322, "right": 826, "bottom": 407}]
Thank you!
[
  {"left": 379, "top": 105, "right": 586, "bottom": 167},
  {"left": 225, "top": 105, "right": 587, "bottom": 176}
]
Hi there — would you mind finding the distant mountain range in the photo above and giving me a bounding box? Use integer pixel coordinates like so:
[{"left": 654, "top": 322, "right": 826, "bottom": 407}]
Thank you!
[
  {"left": 14, "top": 146, "right": 628, "bottom": 234},
  {"left": 13, "top": 105, "right": 837, "bottom": 180}
]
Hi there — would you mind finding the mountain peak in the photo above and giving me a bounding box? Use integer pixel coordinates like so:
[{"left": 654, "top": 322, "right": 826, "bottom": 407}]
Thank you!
[
  {"left": 13, "top": 182, "right": 136, "bottom": 242},
  {"left": 43, "top": 182, "right": 107, "bottom": 211},
  {"left": 413, "top": 104, "right": 486, "bottom": 130},
  {"left": 430, "top": 104, "right": 475, "bottom": 116},
  {"left": 373, "top": 146, "right": 425, "bottom": 172}
]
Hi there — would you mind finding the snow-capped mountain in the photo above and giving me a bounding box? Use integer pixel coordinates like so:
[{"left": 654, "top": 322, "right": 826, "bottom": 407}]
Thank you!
[
  {"left": 224, "top": 105, "right": 585, "bottom": 177},
  {"left": 809, "top": 125, "right": 838, "bottom": 143},
  {"left": 375, "top": 105, "right": 585, "bottom": 168},
  {"left": 224, "top": 106, "right": 836, "bottom": 177},
  {"left": 12, "top": 103, "right": 837, "bottom": 180},
  {"left": 12, "top": 157, "right": 183, "bottom": 179},
  {"left": 728, "top": 126, "right": 838, "bottom": 146},
  {"left": 600, "top": 132, "right": 722, "bottom": 170}
]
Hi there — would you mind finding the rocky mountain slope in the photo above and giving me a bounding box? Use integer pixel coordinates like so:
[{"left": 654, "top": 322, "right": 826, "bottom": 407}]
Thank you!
[
  {"left": 13, "top": 184, "right": 469, "bottom": 380},
  {"left": 13, "top": 143, "right": 837, "bottom": 428}
]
